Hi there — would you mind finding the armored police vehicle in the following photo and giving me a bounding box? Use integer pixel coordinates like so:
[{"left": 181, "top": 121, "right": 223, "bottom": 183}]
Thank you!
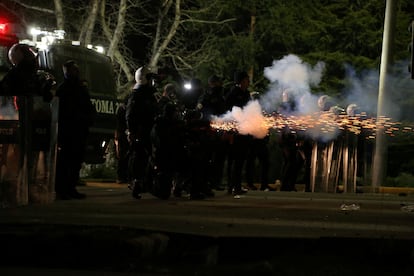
[{"left": 0, "top": 18, "right": 119, "bottom": 164}]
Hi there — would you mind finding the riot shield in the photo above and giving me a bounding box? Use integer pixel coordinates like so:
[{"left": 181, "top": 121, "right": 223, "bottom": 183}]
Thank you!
[{"left": 0, "top": 96, "right": 58, "bottom": 207}]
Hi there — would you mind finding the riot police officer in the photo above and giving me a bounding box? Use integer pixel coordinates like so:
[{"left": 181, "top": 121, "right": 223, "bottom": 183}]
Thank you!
[
  {"left": 225, "top": 71, "right": 252, "bottom": 198},
  {"left": 55, "top": 60, "right": 95, "bottom": 199},
  {"left": 125, "top": 66, "right": 159, "bottom": 199},
  {"left": 196, "top": 75, "right": 228, "bottom": 191}
]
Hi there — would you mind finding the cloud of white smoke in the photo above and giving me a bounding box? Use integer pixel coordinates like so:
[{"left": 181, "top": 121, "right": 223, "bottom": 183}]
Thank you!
[
  {"left": 215, "top": 54, "right": 327, "bottom": 139},
  {"left": 260, "top": 54, "right": 325, "bottom": 115},
  {"left": 220, "top": 100, "right": 268, "bottom": 139},
  {"left": 213, "top": 54, "right": 414, "bottom": 142}
]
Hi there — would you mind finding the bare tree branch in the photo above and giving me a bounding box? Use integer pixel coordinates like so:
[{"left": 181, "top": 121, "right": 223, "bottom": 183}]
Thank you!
[
  {"left": 9, "top": 0, "right": 235, "bottom": 90},
  {"left": 10, "top": 0, "right": 54, "bottom": 14},
  {"left": 151, "top": 0, "right": 174, "bottom": 59}
]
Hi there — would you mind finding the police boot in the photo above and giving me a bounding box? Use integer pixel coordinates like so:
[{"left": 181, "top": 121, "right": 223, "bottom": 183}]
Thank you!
[{"left": 131, "top": 179, "right": 142, "bottom": 199}]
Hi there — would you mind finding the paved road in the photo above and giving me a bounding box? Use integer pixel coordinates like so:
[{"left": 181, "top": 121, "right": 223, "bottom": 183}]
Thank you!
[
  {"left": 2, "top": 182, "right": 413, "bottom": 239},
  {"left": 1, "top": 183, "right": 414, "bottom": 275}
]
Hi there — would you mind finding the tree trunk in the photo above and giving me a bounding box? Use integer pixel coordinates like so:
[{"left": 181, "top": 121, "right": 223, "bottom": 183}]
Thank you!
[
  {"left": 149, "top": 0, "right": 181, "bottom": 70},
  {"left": 107, "top": 0, "right": 127, "bottom": 59},
  {"left": 100, "top": 0, "right": 133, "bottom": 86},
  {"left": 53, "top": 0, "right": 64, "bottom": 30},
  {"left": 78, "top": 0, "right": 100, "bottom": 45}
]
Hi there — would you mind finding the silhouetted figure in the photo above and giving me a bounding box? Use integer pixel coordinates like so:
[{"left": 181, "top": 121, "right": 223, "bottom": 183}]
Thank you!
[
  {"left": 197, "top": 75, "right": 228, "bottom": 191},
  {"left": 114, "top": 98, "right": 129, "bottom": 184},
  {"left": 125, "top": 66, "right": 159, "bottom": 199},
  {"left": 151, "top": 102, "right": 187, "bottom": 199},
  {"left": 246, "top": 135, "right": 273, "bottom": 191},
  {"left": 55, "top": 60, "right": 96, "bottom": 199},
  {"left": 278, "top": 89, "right": 300, "bottom": 192},
  {"left": 183, "top": 109, "right": 214, "bottom": 199},
  {"left": 225, "top": 71, "right": 252, "bottom": 198}
]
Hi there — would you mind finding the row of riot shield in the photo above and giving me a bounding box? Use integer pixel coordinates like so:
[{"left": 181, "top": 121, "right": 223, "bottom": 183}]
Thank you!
[
  {"left": 0, "top": 96, "right": 58, "bottom": 208},
  {"left": 310, "top": 132, "right": 373, "bottom": 193}
]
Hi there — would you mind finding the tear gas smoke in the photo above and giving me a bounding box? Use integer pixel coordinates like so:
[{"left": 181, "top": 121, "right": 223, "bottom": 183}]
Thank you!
[
  {"left": 343, "top": 64, "right": 379, "bottom": 117},
  {"left": 212, "top": 54, "right": 414, "bottom": 141},
  {"left": 342, "top": 63, "right": 414, "bottom": 121},
  {"left": 212, "top": 100, "right": 268, "bottom": 139},
  {"left": 214, "top": 54, "right": 327, "bottom": 139},
  {"left": 261, "top": 54, "right": 325, "bottom": 115}
]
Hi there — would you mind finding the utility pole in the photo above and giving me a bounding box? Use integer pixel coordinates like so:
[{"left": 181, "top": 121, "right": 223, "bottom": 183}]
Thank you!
[{"left": 372, "top": 0, "right": 397, "bottom": 191}]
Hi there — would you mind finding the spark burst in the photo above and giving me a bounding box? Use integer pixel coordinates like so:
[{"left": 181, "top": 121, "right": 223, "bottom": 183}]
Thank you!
[{"left": 211, "top": 111, "right": 406, "bottom": 140}]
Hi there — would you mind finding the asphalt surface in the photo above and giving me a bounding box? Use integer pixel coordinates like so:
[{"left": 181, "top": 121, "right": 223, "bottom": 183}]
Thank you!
[{"left": 1, "top": 182, "right": 414, "bottom": 275}]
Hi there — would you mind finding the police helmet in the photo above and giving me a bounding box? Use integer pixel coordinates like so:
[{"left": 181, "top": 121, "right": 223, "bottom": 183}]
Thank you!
[
  {"left": 346, "top": 104, "right": 360, "bottom": 116},
  {"left": 8, "top": 43, "right": 36, "bottom": 66},
  {"left": 135, "top": 65, "right": 157, "bottom": 85},
  {"left": 318, "top": 95, "right": 334, "bottom": 111}
]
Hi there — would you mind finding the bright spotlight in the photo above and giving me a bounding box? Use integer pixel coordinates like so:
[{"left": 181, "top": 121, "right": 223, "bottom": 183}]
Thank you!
[
  {"left": 30, "top": 27, "right": 42, "bottom": 36},
  {"left": 95, "top": 46, "right": 104, "bottom": 53},
  {"left": 184, "top": 82, "right": 192, "bottom": 90}
]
